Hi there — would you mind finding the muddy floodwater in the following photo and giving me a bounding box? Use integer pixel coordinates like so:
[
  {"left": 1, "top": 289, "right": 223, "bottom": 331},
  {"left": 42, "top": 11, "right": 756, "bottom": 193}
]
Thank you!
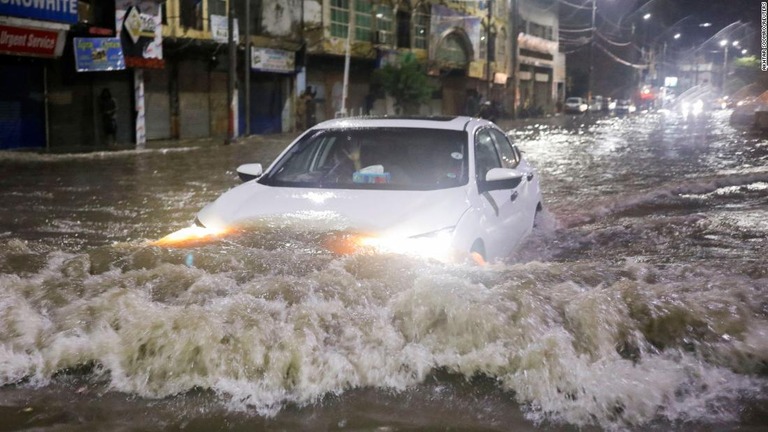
[{"left": 0, "top": 110, "right": 766, "bottom": 431}]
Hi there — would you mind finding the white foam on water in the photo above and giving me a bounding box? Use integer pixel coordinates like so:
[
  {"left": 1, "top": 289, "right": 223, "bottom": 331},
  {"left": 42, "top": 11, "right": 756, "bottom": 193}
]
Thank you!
[{"left": 1, "top": 237, "right": 766, "bottom": 427}]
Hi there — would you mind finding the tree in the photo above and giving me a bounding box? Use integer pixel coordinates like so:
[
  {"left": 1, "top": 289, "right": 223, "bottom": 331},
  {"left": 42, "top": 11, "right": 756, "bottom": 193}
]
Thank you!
[{"left": 372, "top": 52, "right": 435, "bottom": 115}]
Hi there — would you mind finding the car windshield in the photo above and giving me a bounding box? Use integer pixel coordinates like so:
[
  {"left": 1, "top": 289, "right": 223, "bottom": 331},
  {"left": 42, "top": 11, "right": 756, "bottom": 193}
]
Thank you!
[
  {"left": 261, "top": 127, "right": 469, "bottom": 191},
  {"left": 566, "top": 98, "right": 581, "bottom": 103}
]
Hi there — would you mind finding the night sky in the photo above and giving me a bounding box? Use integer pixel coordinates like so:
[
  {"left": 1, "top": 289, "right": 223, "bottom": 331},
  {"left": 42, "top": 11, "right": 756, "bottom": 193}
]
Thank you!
[{"left": 561, "top": 0, "right": 762, "bottom": 98}]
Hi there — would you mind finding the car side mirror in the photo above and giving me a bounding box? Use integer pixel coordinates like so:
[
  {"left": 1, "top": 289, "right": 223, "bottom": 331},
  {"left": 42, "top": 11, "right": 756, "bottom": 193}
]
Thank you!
[
  {"left": 479, "top": 167, "right": 523, "bottom": 193},
  {"left": 237, "top": 163, "right": 263, "bottom": 182}
]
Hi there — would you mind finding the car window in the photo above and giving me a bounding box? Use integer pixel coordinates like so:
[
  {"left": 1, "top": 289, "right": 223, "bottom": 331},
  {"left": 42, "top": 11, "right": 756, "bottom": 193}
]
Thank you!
[
  {"left": 488, "top": 129, "right": 520, "bottom": 168},
  {"left": 474, "top": 129, "right": 501, "bottom": 181},
  {"left": 262, "top": 128, "right": 469, "bottom": 191}
]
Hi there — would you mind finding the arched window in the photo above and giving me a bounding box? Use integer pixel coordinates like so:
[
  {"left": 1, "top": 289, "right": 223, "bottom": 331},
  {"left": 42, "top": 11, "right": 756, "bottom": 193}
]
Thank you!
[
  {"left": 413, "top": 3, "right": 429, "bottom": 50},
  {"left": 436, "top": 32, "right": 471, "bottom": 68}
]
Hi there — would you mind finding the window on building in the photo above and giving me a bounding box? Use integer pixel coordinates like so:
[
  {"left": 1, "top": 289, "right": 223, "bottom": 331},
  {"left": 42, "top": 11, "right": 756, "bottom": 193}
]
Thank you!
[
  {"left": 233, "top": 0, "right": 262, "bottom": 36},
  {"left": 180, "top": 0, "right": 203, "bottom": 30},
  {"left": 528, "top": 22, "right": 554, "bottom": 40},
  {"left": 479, "top": 24, "right": 488, "bottom": 61},
  {"left": 413, "top": 4, "right": 429, "bottom": 50},
  {"left": 497, "top": 27, "right": 507, "bottom": 66},
  {"left": 77, "top": 0, "right": 115, "bottom": 28},
  {"left": 396, "top": 7, "right": 411, "bottom": 48},
  {"left": 375, "top": 3, "right": 394, "bottom": 45},
  {"left": 355, "top": 0, "right": 372, "bottom": 42},
  {"left": 330, "top": 0, "right": 350, "bottom": 38}
]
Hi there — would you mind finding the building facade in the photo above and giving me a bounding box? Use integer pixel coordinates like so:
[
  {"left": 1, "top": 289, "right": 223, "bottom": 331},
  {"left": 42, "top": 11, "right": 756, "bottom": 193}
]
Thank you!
[{"left": 1, "top": 0, "right": 564, "bottom": 151}]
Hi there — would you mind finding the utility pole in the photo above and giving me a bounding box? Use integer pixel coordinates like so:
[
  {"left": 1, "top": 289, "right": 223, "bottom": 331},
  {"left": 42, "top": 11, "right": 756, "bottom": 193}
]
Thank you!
[
  {"left": 510, "top": 0, "right": 518, "bottom": 119},
  {"left": 244, "top": 0, "right": 251, "bottom": 136},
  {"left": 721, "top": 43, "right": 729, "bottom": 92},
  {"left": 486, "top": 0, "right": 493, "bottom": 100},
  {"left": 226, "top": 0, "right": 237, "bottom": 144},
  {"left": 587, "top": 0, "right": 595, "bottom": 105},
  {"left": 341, "top": 0, "right": 355, "bottom": 117}
]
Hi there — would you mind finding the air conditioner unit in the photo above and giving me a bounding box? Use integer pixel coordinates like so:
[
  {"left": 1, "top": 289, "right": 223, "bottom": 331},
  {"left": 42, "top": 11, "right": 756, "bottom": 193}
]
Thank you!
[{"left": 375, "top": 30, "right": 390, "bottom": 45}]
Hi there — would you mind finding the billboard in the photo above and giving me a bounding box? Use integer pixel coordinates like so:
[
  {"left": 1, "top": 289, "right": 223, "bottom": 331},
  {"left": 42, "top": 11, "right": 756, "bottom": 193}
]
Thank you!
[
  {"left": 115, "top": 0, "right": 164, "bottom": 69},
  {"left": 74, "top": 37, "right": 126, "bottom": 72}
]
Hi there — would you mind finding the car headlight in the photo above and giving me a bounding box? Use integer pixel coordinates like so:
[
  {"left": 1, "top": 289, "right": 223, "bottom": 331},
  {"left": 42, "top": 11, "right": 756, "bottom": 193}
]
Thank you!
[
  {"left": 153, "top": 217, "right": 233, "bottom": 247},
  {"left": 341, "top": 227, "right": 456, "bottom": 261}
]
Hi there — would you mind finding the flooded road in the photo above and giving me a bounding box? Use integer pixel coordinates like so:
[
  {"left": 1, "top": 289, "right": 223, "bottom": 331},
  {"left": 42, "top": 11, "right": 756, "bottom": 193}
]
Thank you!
[{"left": 0, "top": 110, "right": 767, "bottom": 431}]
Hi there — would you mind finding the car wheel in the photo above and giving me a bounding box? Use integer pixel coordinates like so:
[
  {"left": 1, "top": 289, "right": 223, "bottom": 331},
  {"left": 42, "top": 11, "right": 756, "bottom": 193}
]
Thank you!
[
  {"left": 470, "top": 240, "right": 486, "bottom": 266},
  {"left": 533, "top": 202, "right": 544, "bottom": 228}
]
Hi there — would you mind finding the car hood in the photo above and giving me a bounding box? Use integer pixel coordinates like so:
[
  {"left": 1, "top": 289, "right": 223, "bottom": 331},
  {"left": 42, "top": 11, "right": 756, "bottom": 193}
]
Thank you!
[{"left": 196, "top": 181, "right": 472, "bottom": 237}]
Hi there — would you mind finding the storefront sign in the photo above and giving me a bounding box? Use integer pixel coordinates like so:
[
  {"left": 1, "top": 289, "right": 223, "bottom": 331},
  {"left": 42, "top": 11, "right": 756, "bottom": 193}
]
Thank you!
[
  {"left": 115, "top": 0, "right": 164, "bottom": 69},
  {"left": 74, "top": 37, "right": 125, "bottom": 72},
  {"left": 251, "top": 47, "right": 295, "bottom": 73},
  {"left": 0, "top": 24, "right": 64, "bottom": 57},
  {"left": 0, "top": 0, "right": 78, "bottom": 24}
]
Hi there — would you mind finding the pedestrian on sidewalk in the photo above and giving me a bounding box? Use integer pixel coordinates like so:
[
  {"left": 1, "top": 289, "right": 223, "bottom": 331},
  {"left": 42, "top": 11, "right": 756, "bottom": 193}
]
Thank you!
[{"left": 99, "top": 88, "right": 117, "bottom": 146}]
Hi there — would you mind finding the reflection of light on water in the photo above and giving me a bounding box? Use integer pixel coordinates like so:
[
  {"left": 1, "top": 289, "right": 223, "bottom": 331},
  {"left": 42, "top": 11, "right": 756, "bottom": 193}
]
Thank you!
[{"left": 679, "top": 182, "right": 768, "bottom": 200}]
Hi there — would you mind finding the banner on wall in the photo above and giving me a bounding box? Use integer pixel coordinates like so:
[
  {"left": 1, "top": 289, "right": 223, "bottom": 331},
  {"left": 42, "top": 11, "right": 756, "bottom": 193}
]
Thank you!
[
  {"left": 74, "top": 37, "right": 125, "bottom": 72},
  {"left": 115, "top": 0, "right": 164, "bottom": 69}
]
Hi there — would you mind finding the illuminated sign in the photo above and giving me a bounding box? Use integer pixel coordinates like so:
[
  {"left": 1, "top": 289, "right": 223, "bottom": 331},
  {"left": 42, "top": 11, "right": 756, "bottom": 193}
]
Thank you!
[
  {"left": 74, "top": 37, "right": 125, "bottom": 72},
  {"left": 0, "top": 0, "right": 78, "bottom": 24},
  {"left": 0, "top": 24, "right": 65, "bottom": 57}
]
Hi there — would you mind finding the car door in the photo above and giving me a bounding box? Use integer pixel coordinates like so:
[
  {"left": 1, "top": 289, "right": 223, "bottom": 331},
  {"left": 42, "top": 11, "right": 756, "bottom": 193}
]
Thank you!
[
  {"left": 474, "top": 128, "right": 524, "bottom": 259},
  {"left": 489, "top": 128, "right": 538, "bottom": 240},
  {"left": 488, "top": 128, "right": 535, "bottom": 255}
]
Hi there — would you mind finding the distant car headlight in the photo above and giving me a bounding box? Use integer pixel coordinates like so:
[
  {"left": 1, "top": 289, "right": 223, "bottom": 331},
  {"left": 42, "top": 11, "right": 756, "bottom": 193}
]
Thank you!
[{"left": 692, "top": 100, "right": 704, "bottom": 115}]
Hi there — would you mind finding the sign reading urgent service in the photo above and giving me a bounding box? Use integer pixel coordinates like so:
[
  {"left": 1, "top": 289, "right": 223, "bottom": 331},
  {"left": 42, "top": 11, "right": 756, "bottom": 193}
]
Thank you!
[
  {"left": 0, "top": 24, "right": 65, "bottom": 57},
  {"left": 0, "top": 0, "right": 79, "bottom": 24}
]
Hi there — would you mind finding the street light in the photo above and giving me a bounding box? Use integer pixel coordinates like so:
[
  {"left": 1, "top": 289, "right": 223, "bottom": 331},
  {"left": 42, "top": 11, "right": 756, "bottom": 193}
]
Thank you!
[{"left": 643, "top": 13, "right": 651, "bottom": 20}]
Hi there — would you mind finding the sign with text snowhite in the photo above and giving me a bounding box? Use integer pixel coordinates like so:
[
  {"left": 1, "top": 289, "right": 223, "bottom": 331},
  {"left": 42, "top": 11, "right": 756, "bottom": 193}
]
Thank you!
[{"left": 0, "top": 0, "right": 78, "bottom": 24}]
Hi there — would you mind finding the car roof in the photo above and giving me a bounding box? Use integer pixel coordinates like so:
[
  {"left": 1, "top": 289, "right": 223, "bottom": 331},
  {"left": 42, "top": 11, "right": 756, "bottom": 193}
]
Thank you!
[{"left": 311, "top": 115, "right": 483, "bottom": 132}]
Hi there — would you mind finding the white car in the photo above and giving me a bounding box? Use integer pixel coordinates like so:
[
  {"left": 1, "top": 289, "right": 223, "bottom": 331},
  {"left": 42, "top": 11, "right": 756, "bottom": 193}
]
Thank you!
[
  {"left": 564, "top": 97, "right": 588, "bottom": 114},
  {"left": 174, "top": 117, "right": 542, "bottom": 264}
]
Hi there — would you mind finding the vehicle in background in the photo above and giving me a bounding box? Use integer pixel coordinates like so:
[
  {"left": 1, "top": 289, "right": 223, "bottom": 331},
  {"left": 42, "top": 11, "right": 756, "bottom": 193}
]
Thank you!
[
  {"left": 614, "top": 99, "right": 636, "bottom": 116},
  {"left": 564, "top": 97, "right": 588, "bottom": 114},
  {"left": 589, "top": 95, "right": 603, "bottom": 112}
]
